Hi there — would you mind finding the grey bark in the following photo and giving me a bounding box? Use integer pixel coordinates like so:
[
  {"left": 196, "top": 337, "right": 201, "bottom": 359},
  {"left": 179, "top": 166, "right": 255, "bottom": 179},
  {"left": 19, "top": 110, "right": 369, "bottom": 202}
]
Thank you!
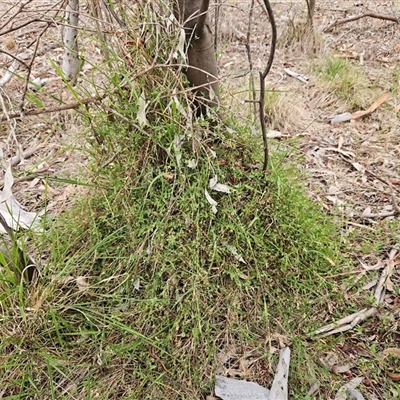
[
  {"left": 174, "top": 0, "right": 219, "bottom": 116},
  {"left": 62, "top": 0, "right": 80, "bottom": 83}
]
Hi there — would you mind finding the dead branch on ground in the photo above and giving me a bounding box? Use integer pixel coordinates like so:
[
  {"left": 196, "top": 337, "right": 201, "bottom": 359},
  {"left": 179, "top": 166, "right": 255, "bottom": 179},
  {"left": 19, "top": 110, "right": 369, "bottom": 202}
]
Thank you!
[
  {"left": 311, "top": 248, "right": 399, "bottom": 338},
  {"left": 324, "top": 13, "right": 399, "bottom": 32}
]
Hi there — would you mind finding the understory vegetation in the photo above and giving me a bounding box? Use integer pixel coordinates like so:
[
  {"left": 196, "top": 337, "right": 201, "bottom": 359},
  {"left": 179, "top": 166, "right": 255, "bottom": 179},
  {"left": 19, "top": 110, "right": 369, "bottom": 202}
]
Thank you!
[{"left": 1, "top": 92, "right": 353, "bottom": 398}]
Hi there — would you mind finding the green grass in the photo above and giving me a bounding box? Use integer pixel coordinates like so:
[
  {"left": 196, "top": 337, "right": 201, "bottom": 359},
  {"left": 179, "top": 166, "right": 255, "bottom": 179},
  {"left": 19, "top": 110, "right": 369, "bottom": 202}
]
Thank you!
[
  {"left": 0, "top": 83, "right": 356, "bottom": 398},
  {"left": 311, "top": 56, "right": 371, "bottom": 109},
  {"left": 2, "top": 4, "right": 396, "bottom": 399}
]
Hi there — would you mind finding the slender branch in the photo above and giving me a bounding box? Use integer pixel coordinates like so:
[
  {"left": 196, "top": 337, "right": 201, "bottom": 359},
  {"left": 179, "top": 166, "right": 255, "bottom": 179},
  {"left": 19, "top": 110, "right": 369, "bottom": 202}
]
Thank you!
[
  {"left": 259, "top": 0, "right": 277, "bottom": 172},
  {"left": 19, "top": 23, "right": 52, "bottom": 112},
  {"left": 0, "top": 19, "right": 55, "bottom": 36},
  {"left": 0, "top": 0, "right": 34, "bottom": 31},
  {"left": 260, "top": 0, "right": 276, "bottom": 81},
  {"left": 0, "top": 49, "right": 30, "bottom": 69},
  {"left": 245, "top": 0, "right": 257, "bottom": 120},
  {"left": 259, "top": 72, "right": 268, "bottom": 171},
  {"left": 324, "top": 13, "right": 399, "bottom": 32},
  {"left": 0, "top": 96, "right": 101, "bottom": 121}
]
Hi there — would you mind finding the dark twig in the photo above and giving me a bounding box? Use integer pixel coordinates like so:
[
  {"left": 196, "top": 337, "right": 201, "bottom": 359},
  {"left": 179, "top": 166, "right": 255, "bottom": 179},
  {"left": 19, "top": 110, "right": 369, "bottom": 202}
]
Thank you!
[
  {"left": 0, "top": 96, "right": 101, "bottom": 121},
  {"left": 259, "top": 0, "right": 276, "bottom": 171},
  {"left": 0, "top": 49, "right": 30, "bottom": 69},
  {"left": 19, "top": 23, "right": 52, "bottom": 113},
  {"left": 245, "top": 0, "right": 257, "bottom": 120},
  {"left": 324, "top": 13, "right": 399, "bottom": 32},
  {"left": 0, "top": 19, "right": 55, "bottom": 36},
  {"left": 0, "top": 0, "right": 34, "bottom": 31}
]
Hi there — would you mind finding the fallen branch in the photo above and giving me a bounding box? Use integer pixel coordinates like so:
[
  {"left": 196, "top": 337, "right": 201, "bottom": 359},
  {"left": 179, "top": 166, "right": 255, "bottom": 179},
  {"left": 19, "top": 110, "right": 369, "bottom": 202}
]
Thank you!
[
  {"left": 312, "top": 248, "right": 398, "bottom": 338},
  {"left": 374, "top": 248, "right": 397, "bottom": 303},
  {"left": 311, "top": 307, "right": 378, "bottom": 337},
  {"left": 324, "top": 13, "right": 399, "bottom": 32}
]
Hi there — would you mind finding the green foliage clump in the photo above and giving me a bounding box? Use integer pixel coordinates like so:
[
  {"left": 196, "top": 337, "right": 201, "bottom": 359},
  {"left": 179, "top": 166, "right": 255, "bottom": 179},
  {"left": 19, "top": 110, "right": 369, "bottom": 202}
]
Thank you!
[
  {"left": 0, "top": 4, "right": 354, "bottom": 398},
  {"left": 312, "top": 56, "right": 371, "bottom": 109}
]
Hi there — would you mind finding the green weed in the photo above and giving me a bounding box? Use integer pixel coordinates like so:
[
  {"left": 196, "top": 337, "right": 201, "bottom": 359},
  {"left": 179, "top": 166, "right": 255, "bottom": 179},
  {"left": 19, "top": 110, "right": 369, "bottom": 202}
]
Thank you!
[{"left": 312, "top": 56, "right": 371, "bottom": 109}]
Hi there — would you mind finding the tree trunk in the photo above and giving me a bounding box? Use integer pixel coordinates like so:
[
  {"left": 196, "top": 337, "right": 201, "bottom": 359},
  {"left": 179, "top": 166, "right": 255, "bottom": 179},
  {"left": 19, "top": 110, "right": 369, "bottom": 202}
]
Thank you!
[
  {"left": 174, "top": 0, "right": 219, "bottom": 116},
  {"left": 305, "top": 0, "right": 315, "bottom": 27},
  {"left": 62, "top": 0, "right": 80, "bottom": 83}
]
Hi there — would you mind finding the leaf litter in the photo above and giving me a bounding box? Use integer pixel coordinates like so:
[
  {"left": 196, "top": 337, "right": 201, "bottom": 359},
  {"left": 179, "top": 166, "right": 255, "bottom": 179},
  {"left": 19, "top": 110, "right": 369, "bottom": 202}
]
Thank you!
[{"left": 218, "top": 0, "right": 400, "bottom": 397}]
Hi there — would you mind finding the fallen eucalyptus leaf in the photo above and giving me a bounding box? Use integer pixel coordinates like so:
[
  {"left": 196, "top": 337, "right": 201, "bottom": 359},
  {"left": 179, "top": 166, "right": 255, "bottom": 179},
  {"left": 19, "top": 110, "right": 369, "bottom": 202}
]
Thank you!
[
  {"left": 387, "top": 371, "right": 400, "bottom": 381},
  {"left": 335, "top": 377, "right": 364, "bottom": 400},
  {"left": 137, "top": 92, "right": 147, "bottom": 126},
  {"left": 331, "top": 112, "right": 352, "bottom": 124},
  {"left": 226, "top": 245, "right": 246, "bottom": 264},
  {"left": 346, "top": 388, "right": 366, "bottom": 400},
  {"left": 0, "top": 194, "right": 41, "bottom": 232},
  {"left": 205, "top": 189, "right": 218, "bottom": 214},
  {"left": 209, "top": 175, "right": 231, "bottom": 194}
]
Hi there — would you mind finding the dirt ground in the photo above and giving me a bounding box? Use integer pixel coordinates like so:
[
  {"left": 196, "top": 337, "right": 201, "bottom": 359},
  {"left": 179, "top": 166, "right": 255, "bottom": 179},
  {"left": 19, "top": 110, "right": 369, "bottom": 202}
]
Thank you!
[
  {"left": 218, "top": 1, "right": 400, "bottom": 396},
  {"left": 1, "top": 0, "right": 400, "bottom": 398}
]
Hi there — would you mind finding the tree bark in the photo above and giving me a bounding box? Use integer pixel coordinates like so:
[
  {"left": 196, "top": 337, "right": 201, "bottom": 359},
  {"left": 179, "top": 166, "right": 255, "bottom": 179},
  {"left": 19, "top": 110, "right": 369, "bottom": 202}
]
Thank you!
[
  {"left": 174, "top": 0, "right": 219, "bottom": 116},
  {"left": 62, "top": 0, "right": 80, "bottom": 83}
]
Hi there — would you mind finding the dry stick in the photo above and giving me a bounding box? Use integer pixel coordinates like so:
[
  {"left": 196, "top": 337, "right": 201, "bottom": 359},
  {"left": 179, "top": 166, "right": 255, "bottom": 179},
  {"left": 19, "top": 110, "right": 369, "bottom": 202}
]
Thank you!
[
  {"left": 365, "top": 169, "right": 400, "bottom": 194},
  {"left": 313, "top": 307, "right": 378, "bottom": 337},
  {"left": 19, "top": 23, "right": 52, "bottom": 113},
  {"left": 245, "top": 0, "right": 257, "bottom": 121},
  {"left": 259, "top": 0, "right": 276, "bottom": 172},
  {"left": 0, "top": 49, "right": 30, "bottom": 69},
  {"left": 374, "top": 248, "right": 397, "bottom": 304},
  {"left": 0, "top": 0, "right": 34, "bottom": 31},
  {"left": 312, "top": 249, "right": 399, "bottom": 338},
  {"left": 0, "top": 62, "right": 217, "bottom": 121},
  {"left": 324, "top": 13, "right": 399, "bottom": 32},
  {"left": 0, "top": 167, "right": 49, "bottom": 189},
  {"left": 362, "top": 170, "right": 400, "bottom": 218},
  {"left": 0, "top": 96, "right": 101, "bottom": 121},
  {"left": 0, "top": 19, "right": 56, "bottom": 36},
  {"left": 9, "top": 142, "right": 56, "bottom": 167}
]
